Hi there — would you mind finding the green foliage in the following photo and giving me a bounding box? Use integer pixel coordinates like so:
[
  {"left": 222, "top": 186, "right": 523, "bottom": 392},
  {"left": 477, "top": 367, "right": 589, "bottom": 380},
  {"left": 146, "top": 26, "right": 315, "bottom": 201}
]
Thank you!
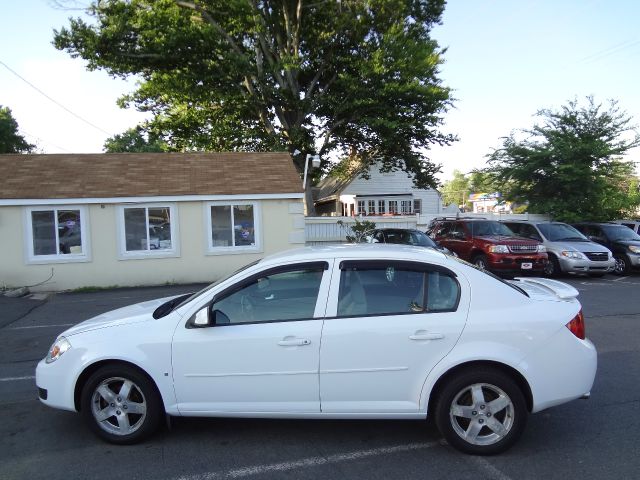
[
  {"left": 103, "top": 127, "right": 168, "bottom": 152},
  {"left": 337, "top": 218, "right": 377, "bottom": 243},
  {"left": 487, "top": 97, "right": 640, "bottom": 222},
  {"left": 0, "top": 106, "right": 35, "bottom": 153},
  {"left": 54, "top": 0, "right": 453, "bottom": 186},
  {"left": 440, "top": 169, "right": 498, "bottom": 210}
]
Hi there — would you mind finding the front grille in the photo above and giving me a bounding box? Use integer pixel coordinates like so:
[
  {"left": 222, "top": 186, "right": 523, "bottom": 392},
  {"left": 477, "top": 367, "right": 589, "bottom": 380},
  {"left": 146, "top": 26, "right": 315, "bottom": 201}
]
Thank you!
[
  {"left": 509, "top": 244, "right": 538, "bottom": 253},
  {"left": 585, "top": 252, "right": 609, "bottom": 262}
]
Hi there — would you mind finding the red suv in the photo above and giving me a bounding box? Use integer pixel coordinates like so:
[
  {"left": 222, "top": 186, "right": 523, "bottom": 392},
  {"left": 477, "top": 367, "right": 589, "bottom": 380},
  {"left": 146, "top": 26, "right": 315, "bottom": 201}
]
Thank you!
[{"left": 427, "top": 218, "right": 548, "bottom": 274}]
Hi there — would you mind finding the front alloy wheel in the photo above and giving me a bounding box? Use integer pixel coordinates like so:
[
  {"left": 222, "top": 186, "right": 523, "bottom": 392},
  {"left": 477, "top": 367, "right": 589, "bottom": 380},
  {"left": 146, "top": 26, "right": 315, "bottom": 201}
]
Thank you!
[
  {"left": 81, "top": 365, "right": 163, "bottom": 444},
  {"left": 435, "top": 368, "right": 527, "bottom": 455},
  {"left": 613, "top": 255, "right": 630, "bottom": 275}
]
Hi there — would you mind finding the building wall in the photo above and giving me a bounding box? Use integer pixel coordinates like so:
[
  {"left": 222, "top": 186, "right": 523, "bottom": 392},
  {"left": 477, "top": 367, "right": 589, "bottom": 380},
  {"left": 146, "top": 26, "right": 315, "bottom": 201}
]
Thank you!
[
  {"left": 341, "top": 164, "right": 442, "bottom": 213},
  {"left": 0, "top": 199, "right": 305, "bottom": 291}
]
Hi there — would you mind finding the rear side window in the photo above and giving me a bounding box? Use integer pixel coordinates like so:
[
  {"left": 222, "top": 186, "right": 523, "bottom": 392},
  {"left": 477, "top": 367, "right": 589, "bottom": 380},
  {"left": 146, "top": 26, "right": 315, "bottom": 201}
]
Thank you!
[{"left": 337, "top": 261, "right": 460, "bottom": 317}]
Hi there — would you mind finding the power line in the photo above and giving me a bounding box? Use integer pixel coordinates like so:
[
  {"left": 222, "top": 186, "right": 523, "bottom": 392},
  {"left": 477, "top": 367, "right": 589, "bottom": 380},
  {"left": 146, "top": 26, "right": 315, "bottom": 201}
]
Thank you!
[
  {"left": 20, "top": 129, "right": 73, "bottom": 153},
  {"left": 0, "top": 59, "right": 113, "bottom": 136}
]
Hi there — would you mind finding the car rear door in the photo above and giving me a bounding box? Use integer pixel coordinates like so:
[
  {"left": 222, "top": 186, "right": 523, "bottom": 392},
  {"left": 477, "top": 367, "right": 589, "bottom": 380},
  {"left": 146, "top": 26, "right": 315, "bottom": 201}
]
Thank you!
[{"left": 319, "top": 259, "right": 469, "bottom": 414}]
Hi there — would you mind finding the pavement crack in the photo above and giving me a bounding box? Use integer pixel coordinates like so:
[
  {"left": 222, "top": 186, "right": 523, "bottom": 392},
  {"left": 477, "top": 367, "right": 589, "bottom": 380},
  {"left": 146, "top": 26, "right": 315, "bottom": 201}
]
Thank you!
[{"left": 0, "top": 300, "right": 48, "bottom": 330}]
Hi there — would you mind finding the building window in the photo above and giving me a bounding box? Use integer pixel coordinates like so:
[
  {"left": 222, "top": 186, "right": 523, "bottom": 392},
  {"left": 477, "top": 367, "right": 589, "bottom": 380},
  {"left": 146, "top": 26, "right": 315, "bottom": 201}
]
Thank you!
[
  {"left": 25, "top": 206, "right": 90, "bottom": 263},
  {"left": 206, "top": 202, "right": 261, "bottom": 253},
  {"left": 378, "top": 200, "right": 386, "bottom": 214},
  {"left": 388, "top": 200, "right": 398, "bottom": 214},
  {"left": 117, "top": 204, "right": 179, "bottom": 259},
  {"left": 357, "top": 200, "right": 366, "bottom": 215},
  {"left": 368, "top": 200, "right": 376, "bottom": 215},
  {"left": 401, "top": 200, "right": 412, "bottom": 214},
  {"left": 413, "top": 199, "right": 421, "bottom": 214}
]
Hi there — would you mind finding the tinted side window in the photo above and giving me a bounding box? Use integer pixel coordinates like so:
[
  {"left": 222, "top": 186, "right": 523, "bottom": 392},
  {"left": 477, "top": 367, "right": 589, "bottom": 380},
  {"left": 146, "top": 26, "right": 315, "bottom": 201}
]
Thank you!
[
  {"left": 337, "top": 262, "right": 459, "bottom": 317},
  {"left": 212, "top": 266, "right": 324, "bottom": 324}
]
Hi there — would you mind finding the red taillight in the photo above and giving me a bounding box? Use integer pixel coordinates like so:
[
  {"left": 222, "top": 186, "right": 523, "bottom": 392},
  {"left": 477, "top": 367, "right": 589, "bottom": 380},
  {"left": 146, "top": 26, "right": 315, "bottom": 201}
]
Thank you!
[{"left": 566, "top": 310, "right": 585, "bottom": 340}]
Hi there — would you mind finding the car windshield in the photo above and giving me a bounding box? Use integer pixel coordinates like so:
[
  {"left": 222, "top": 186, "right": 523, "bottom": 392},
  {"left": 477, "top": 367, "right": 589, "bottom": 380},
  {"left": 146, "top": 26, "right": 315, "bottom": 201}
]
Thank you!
[
  {"left": 469, "top": 221, "right": 514, "bottom": 237},
  {"left": 537, "top": 223, "right": 588, "bottom": 242},
  {"left": 601, "top": 225, "right": 640, "bottom": 242},
  {"left": 450, "top": 255, "right": 528, "bottom": 297}
]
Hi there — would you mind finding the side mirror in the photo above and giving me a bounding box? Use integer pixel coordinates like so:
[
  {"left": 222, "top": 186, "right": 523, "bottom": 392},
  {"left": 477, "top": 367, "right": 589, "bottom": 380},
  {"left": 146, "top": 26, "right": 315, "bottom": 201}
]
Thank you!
[{"left": 187, "top": 307, "right": 212, "bottom": 328}]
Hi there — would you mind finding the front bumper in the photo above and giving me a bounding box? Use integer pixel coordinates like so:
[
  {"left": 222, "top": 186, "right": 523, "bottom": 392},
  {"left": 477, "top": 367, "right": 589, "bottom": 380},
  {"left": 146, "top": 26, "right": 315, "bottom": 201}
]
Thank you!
[
  {"left": 35, "top": 355, "right": 79, "bottom": 412},
  {"left": 557, "top": 256, "right": 615, "bottom": 274},
  {"left": 627, "top": 253, "right": 640, "bottom": 268},
  {"left": 486, "top": 253, "right": 547, "bottom": 272}
]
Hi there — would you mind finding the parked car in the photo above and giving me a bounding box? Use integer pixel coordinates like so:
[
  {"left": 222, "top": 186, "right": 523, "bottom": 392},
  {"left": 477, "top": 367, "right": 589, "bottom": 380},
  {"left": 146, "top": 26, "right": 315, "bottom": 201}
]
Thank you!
[
  {"left": 36, "top": 245, "right": 596, "bottom": 455},
  {"left": 573, "top": 222, "right": 640, "bottom": 275},
  {"left": 613, "top": 219, "right": 640, "bottom": 235},
  {"left": 427, "top": 217, "right": 547, "bottom": 274},
  {"left": 366, "top": 228, "right": 456, "bottom": 255},
  {"left": 501, "top": 221, "right": 614, "bottom": 277}
]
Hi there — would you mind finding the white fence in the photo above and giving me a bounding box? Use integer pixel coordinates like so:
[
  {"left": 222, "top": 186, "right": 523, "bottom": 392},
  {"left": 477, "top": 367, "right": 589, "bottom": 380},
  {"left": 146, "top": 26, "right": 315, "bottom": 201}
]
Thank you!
[{"left": 305, "top": 212, "right": 550, "bottom": 245}]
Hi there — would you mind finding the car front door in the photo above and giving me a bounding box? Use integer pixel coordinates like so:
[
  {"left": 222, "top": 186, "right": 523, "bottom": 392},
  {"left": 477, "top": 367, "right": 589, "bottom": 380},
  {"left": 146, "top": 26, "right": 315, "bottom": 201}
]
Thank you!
[
  {"left": 172, "top": 261, "right": 331, "bottom": 414},
  {"left": 319, "top": 259, "right": 469, "bottom": 413}
]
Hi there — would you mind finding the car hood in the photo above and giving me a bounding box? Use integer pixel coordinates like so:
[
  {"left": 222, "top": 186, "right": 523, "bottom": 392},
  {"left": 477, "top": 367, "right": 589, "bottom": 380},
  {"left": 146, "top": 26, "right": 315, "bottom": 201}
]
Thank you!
[
  {"left": 475, "top": 235, "right": 538, "bottom": 245},
  {"left": 61, "top": 295, "right": 183, "bottom": 337},
  {"left": 549, "top": 241, "right": 610, "bottom": 253},
  {"left": 616, "top": 240, "right": 640, "bottom": 247}
]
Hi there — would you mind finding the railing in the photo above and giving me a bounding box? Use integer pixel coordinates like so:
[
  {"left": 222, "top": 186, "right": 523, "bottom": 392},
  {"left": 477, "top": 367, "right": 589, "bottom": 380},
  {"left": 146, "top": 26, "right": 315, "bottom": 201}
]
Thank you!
[{"left": 305, "top": 212, "right": 550, "bottom": 245}]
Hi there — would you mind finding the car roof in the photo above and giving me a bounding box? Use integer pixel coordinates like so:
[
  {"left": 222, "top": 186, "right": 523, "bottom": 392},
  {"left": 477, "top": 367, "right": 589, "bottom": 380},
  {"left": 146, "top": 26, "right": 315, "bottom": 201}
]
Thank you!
[
  {"left": 374, "top": 228, "right": 421, "bottom": 233},
  {"left": 259, "top": 243, "right": 447, "bottom": 266}
]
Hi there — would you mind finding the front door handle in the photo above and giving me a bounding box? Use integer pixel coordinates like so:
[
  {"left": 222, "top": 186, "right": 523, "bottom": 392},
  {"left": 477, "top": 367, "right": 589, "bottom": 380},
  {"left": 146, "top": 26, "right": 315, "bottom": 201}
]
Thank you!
[
  {"left": 277, "top": 338, "right": 311, "bottom": 347},
  {"left": 409, "top": 331, "right": 444, "bottom": 341}
]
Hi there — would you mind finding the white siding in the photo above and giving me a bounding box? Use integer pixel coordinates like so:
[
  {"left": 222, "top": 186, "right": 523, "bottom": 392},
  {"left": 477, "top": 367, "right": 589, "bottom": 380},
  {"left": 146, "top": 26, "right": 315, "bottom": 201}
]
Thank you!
[{"left": 341, "top": 163, "right": 442, "bottom": 214}]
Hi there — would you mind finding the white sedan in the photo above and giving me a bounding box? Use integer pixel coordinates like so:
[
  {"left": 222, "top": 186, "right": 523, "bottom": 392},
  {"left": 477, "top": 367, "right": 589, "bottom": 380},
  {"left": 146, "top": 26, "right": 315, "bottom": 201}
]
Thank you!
[{"left": 36, "top": 244, "right": 596, "bottom": 455}]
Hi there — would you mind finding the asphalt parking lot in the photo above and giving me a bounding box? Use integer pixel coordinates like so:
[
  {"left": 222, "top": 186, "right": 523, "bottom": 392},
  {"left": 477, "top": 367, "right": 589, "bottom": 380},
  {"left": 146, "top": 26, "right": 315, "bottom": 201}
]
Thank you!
[{"left": 1, "top": 275, "right": 639, "bottom": 480}]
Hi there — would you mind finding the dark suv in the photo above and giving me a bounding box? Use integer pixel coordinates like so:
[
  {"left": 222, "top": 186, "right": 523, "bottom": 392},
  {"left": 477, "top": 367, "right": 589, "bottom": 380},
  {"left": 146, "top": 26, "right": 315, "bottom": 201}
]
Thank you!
[
  {"left": 427, "top": 218, "right": 547, "bottom": 274},
  {"left": 572, "top": 222, "right": 640, "bottom": 275}
]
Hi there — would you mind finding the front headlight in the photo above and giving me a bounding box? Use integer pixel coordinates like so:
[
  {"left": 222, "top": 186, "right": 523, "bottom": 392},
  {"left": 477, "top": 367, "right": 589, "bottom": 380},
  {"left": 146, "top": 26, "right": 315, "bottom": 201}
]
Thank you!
[
  {"left": 489, "top": 245, "right": 509, "bottom": 253},
  {"left": 537, "top": 245, "right": 547, "bottom": 253},
  {"left": 628, "top": 245, "right": 640, "bottom": 254},
  {"left": 45, "top": 336, "right": 71, "bottom": 364},
  {"left": 561, "top": 250, "right": 584, "bottom": 259}
]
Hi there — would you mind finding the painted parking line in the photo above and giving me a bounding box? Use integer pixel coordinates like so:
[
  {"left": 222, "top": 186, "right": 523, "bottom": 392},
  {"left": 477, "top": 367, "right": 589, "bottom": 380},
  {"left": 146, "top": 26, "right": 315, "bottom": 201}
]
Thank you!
[
  {"left": 9, "top": 323, "right": 74, "bottom": 330},
  {"left": 175, "top": 442, "right": 440, "bottom": 480},
  {"left": 0, "top": 375, "right": 35, "bottom": 382},
  {"left": 467, "top": 456, "right": 514, "bottom": 480}
]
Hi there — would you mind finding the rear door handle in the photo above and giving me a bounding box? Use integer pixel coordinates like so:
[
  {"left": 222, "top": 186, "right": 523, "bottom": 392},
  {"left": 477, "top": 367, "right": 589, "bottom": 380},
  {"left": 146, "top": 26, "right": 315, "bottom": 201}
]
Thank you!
[
  {"left": 278, "top": 338, "right": 311, "bottom": 347},
  {"left": 409, "top": 331, "right": 444, "bottom": 341}
]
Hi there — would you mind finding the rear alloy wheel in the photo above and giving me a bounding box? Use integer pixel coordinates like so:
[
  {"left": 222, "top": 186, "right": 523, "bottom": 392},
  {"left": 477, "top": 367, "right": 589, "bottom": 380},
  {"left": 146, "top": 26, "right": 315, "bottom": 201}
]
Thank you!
[
  {"left": 81, "top": 365, "right": 163, "bottom": 444},
  {"left": 434, "top": 368, "right": 527, "bottom": 455},
  {"left": 544, "top": 255, "right": 561, "bottom": 277},
  {"left": 613, "top": 255, "right": 630, "bottom": 275},
  {"left": 472, "top": 254, "right": 489, "bottom": 271}
]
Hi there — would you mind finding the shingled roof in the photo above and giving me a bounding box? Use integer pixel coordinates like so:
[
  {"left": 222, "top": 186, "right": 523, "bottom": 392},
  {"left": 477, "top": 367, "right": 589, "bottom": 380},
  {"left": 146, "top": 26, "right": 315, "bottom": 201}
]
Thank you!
[{"left": 0, "top": 152, "right": 302, "bottom": 200}]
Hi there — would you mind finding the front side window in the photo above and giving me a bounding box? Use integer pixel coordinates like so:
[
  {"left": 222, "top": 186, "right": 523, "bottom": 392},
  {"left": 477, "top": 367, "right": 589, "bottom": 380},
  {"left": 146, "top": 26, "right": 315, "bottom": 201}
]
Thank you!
[
  {"left": 118, "top": 204, "right": 178, "bottom": 258},
  {"left": 27, "top": 207, "right": 89, "bottom": 262},
  {"left": 207, "top": 202, "right": 260, "bottom": 252},
  {"left": 337, "top": 261, "right": 459, "bottom": 317},
  {"left": 211, "top": 265, "right": 325, "bottom": 324}
]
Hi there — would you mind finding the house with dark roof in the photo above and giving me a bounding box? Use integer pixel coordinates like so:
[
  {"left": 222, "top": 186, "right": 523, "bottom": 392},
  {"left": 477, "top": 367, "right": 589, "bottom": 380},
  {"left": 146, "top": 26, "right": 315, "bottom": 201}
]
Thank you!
[
  {"left": 0, "top": 152, "right": 305, "bottom": 291},
  {"left": 314, "top": 162, "right": 443, "bottom": 217}
]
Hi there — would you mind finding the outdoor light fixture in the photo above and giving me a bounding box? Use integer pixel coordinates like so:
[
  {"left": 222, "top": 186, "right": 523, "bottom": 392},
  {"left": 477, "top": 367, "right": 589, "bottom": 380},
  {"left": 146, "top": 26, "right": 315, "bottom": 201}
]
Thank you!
[{"left": 303, "top": 154, "right": 321, "bottom": 188}]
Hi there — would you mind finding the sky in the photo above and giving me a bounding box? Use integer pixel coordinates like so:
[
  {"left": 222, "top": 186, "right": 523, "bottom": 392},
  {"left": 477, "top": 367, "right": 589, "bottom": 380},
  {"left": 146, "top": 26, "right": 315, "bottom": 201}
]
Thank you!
[{"left": 1, "top": 0, "right": 639, "bottom": 182}]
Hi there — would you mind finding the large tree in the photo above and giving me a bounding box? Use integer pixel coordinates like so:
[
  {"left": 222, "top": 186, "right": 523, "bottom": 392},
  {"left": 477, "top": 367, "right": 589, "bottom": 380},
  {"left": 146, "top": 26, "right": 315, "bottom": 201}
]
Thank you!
[
  {"left": 0, "top": 106, "right": 35, "bottom": 154},
  {"left": 53, "top": 0, "right": 454, "bottom": 195},
  {"left": 104, "top": 127, "right": 168, "bottom": 152},
  {"left": 487, "top": 97, "right": 640, "bottom": 222}
]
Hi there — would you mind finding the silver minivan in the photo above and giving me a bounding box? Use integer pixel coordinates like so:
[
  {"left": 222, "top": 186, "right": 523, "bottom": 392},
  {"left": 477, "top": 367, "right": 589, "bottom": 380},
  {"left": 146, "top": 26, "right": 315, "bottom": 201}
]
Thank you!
[{"left": 502, "top": 221, "right": 615, "bottom": 276}]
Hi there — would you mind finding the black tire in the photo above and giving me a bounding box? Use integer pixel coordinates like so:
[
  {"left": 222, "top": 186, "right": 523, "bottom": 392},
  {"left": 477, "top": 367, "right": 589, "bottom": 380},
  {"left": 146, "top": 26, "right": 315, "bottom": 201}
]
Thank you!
[
  {"left": 80, "top": 364, "right": 164, "bottom": 445},
  {"left": 613, "top": 254, "right": 631, "bottom": 275},
  {"left": 434, "top": 367, "right": 528, "bottom": 455},
  {"left": 472, "top": 254, "right": 489, "bottom": 271},
  {"left": 544, "top": 255, "right": 561, "bottom": 277}
]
